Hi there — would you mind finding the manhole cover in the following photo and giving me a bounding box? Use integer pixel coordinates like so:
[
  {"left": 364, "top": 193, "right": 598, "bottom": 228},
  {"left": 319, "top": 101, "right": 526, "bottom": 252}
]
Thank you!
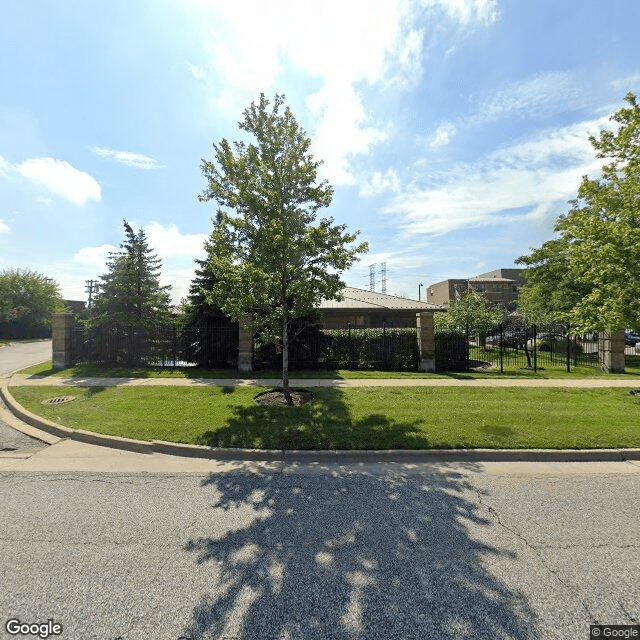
[{"left": 41, "top": 396, "right": 76, "bottom": 406}]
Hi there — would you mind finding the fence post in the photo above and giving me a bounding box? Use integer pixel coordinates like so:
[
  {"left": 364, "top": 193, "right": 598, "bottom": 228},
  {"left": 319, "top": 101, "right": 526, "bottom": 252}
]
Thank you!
[
  {"left": 416, "top": 311, "right": 436, "bottom": 372},
  {"left": 52, "top": 313, "right": 76, "bottom": 370},
  {"left": 533, "top": 324, "right": 537, "bottom": 373},
  {"left": 238, "top": 314, "right": 253, "bottom": 372},
  {"left": 499, "top": 323, "right": 504, "bottom": 374},
  {"left": 598, "top": 329, "right": 625, "bottom": 373}
]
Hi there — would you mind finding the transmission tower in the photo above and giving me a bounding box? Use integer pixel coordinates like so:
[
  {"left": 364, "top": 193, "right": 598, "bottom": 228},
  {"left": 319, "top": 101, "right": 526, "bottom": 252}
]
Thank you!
[
  {"left": 369, "top": 264, "right": 376, "bottom": 292},
  {"left": 85, "top": 279, "right": 98, "bottom": 308},
  {"left": 381, "top": 262, "right": 387, "bottom": 294}
]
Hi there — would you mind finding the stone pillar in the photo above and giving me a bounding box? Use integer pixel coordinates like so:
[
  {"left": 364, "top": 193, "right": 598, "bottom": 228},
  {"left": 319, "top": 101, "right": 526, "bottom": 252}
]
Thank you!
[
  {"left": 52, "top": 313, "right": 76, "bottom": 370},
  {"left": 237, "top": 313, "right": 253, "bottom": 373},
  {"left": 598, "top": 329, "right": 625, "bottom": 373},
  {"left": 416, "top": 311, "right": 435, "bottom": 372}
]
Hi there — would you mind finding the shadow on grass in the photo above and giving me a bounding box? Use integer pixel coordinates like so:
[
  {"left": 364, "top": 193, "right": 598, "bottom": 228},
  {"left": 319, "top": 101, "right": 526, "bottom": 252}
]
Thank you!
[
  {"left": 180, "top": 467, "right": 537, "bottom": 639},
  {"left": 86, "top": 385, "right": 108, "bottom": 398},
  {"left": 195, "top": 387, "right": 429, "bottom": 451}
]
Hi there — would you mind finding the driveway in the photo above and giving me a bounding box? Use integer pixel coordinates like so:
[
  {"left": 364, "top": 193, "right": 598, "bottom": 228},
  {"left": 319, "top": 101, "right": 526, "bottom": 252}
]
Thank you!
[
  {"left": 0, "top": 339, "right": 51, "bottom": 454},
  {"left": 0, "top": 338, "right": 51, "bottom": 376}
]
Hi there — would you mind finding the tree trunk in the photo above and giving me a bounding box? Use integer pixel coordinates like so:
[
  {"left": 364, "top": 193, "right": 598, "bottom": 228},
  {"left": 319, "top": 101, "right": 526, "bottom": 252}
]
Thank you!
[{"left": 282, "top": 315, "right": 292, "bottom": 405}]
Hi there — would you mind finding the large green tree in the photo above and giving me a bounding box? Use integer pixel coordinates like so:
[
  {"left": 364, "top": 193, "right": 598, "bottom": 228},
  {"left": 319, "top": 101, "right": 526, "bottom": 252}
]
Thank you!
[
  {"left": 517, "top": 92, "right": 640, "bottom": 333},
  {"left": 198, "top": 93, "right": 367, "bottom": 399},
  {"left": 435, "top": 290, "right": 504, "bottom": 337},
  {"left": 90, "top": 220, "right": 171, "bottom": 330},
  {"left": 0, "top": 268, "right": 65, "bottom": 335}
]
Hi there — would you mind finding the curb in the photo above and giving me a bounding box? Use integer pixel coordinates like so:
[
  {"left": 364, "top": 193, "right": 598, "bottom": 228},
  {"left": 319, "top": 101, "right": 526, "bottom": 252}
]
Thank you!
[{"left": 2, "top": 382, "right": 640, "bottom": 463}]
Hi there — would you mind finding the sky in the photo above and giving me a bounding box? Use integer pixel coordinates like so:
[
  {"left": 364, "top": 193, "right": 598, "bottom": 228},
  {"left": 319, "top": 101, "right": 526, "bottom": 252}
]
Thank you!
[{"left": 1, "top": 0, "right": 639, "bottom": 305}]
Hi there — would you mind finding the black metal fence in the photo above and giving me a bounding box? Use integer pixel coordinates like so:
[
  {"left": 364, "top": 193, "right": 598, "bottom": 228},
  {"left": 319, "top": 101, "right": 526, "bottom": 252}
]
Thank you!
[
  {"left": 0, "top": 320, "right": 51, "bottom": 340},
  {"left": 437, "top": 320, "right": 600, "bottom": 372},
  {"left": 69, "top": 318, "right": 610, "bottom": 373},
  {"left": 71, "top": 324, "right": 238, "bottom": 368}
]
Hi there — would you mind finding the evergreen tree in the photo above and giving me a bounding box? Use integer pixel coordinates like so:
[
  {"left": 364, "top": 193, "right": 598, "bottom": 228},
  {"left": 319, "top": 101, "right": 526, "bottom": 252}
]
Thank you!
[{"left": 90, "top": 220, "right": 171, "bottom": 331}]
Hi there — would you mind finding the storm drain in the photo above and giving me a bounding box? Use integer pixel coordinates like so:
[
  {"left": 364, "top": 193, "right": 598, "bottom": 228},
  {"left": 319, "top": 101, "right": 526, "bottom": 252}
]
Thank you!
[{"left": 41, "top": 396, "right": 76, "bottom": 406}]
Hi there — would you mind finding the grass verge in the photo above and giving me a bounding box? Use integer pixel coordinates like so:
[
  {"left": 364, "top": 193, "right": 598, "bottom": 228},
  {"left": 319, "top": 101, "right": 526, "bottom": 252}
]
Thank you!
[{"left": 10, "top": 385, "right": 640, "bottom": 450}]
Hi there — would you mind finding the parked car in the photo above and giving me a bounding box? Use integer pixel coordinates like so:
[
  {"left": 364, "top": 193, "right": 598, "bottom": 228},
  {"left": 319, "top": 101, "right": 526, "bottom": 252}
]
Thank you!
[{"left": 625, "top": 330, "right": 640, "bottom": 346}]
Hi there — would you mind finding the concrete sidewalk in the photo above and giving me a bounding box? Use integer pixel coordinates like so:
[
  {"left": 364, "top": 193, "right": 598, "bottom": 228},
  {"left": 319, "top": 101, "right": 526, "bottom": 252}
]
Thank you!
[
  {"left": 2, "top": 371, "right": 640, "bottom": 470},
  {"left": 8, "top": 373, "right": 640, "bottom": 388}
]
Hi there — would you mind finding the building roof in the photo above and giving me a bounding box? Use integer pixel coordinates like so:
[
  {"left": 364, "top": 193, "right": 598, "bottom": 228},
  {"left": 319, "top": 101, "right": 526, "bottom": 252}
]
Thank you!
[
  {"left": 318, "top": 286, "right": 443, "bottom": 311},
  {"left": 468, "top": 277, "right": 515, "bottom": 283}
]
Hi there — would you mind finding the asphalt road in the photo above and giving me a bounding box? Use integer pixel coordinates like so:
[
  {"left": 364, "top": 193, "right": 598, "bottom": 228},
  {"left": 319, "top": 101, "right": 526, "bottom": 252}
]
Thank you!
[
  {"left": 1, "top": 464, "right": 639, "bottom": 640},
  {"left": 0, "top": 340, "right": 51, "bottom": 454}
]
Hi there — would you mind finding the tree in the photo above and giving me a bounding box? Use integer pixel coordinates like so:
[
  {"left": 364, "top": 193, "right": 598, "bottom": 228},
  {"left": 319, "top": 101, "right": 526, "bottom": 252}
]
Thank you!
[
  {"left": 517, "top": 92, "right": 640, "bottom": 333},
  {"left": 198, "top": 93, "right": 368, "bottom": 401},
  {"left": 434, "top": 290, "right": 504, "bottom": 337},
  {"left": 0, "top": 268, "right": 66, "bottom": 337},
  {"left": 90, "top": 220, "right": 171, "bottom": 331}
]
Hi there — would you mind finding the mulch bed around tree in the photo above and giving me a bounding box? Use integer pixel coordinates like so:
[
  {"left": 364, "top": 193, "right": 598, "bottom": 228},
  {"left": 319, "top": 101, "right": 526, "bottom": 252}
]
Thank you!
[{"left": 255, "top": 389, "right": 317, "bottom": 406}]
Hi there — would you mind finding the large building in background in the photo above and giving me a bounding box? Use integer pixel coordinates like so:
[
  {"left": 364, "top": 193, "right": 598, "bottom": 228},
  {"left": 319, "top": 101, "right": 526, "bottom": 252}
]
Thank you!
[{"left": 427, "top": 269, "right": 525, "bottom": 311}]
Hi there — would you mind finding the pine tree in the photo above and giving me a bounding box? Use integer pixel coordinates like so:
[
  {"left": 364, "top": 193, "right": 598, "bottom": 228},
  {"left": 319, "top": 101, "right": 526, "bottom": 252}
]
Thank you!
[{"left": 90, "top": 220, "right": 171, "bottom": 331}]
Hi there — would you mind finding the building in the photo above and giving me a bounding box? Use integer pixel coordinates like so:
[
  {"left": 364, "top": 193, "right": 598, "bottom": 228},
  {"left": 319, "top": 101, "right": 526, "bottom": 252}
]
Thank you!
[
  {"left": 317, "top": 286, "right": 443, "bottom": 328},
  {"left": 427, "top": 269, "right": 525, "bottom": 310}
]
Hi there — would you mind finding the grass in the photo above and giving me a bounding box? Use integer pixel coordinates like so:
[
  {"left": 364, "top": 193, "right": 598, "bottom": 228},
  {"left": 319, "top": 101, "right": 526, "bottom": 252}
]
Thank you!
[
  {"left": 18, "top": 358, "right": 640, "bottom": 380},
  {"left": 10, "top": 384, "right": 640, "bottom": 450}
]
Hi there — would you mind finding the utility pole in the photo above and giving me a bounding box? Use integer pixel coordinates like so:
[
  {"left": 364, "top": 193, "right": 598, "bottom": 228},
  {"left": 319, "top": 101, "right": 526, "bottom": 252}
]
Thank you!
[
  {"left": 85, "top": 279, "right": 98, "bottom": 308},
  {"left": 418, "top": 283, "right": 423, "bottom": 302}
]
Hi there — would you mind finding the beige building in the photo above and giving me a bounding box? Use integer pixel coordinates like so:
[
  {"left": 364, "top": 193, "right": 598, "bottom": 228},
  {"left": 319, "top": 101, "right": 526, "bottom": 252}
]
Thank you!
[
  {"left": 427, "top": 268, "right": 525, "bottom": 310},
  {"left": 317, "top": 286, "right": 443, "bottom": 328}
]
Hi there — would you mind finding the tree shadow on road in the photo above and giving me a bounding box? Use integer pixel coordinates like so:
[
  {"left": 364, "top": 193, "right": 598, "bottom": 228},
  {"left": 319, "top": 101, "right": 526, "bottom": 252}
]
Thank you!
[{"left": 180, "top": 465, "right": 538, "bottom": 639}]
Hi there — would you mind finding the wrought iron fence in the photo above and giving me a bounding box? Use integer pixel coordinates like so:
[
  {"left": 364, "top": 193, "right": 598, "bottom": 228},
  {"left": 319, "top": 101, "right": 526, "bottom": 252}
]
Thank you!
[
  {"left": 436, "top": 320, "right": 600, "bottom": 373},
  {"left": 253, "top": 323, "right": 419, "bottom": 371},
  {"left": 70, "top": 324, "right": 238, "bottom": 368}
]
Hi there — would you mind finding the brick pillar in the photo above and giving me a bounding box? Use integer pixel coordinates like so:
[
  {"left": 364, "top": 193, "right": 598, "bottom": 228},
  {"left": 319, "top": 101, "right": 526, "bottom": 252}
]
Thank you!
[
  {"left": 599, "top": 329, "right": 625, "bottom": 373},
  {"left": 416, "top": 311, "right": 435, "bottom": 372},
  {"left": 237, "top": 313, "right": 253, "bottom": 373},
  {"left": 52, "top": 313, "right": 76, "bottom": 370}
]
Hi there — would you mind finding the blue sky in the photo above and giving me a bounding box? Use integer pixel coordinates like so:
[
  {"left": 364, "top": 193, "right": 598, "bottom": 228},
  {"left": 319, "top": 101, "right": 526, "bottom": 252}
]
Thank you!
[{"left": 1, "top": 0, "right": 639, "bottom": 304}]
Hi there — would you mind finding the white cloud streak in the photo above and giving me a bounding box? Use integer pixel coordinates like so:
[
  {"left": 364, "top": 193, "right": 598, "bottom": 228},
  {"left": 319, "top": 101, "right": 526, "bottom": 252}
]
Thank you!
[
  {"left": 16, "top": 157, "right": 101, "bottom": 206},
  {"left": 0, "top": 218, "right": 9, "bottom": 233},
  {"left": 385, "top": 116, "right": 609, "bottom": 236},
  {"left": 91, "top": 147, "right": 162, "bottom": 170}
]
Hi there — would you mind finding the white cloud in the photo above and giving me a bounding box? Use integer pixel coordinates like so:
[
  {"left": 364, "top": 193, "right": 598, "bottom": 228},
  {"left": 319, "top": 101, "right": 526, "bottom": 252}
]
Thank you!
[
  {"left": 144, "top": 222, "right": 207, "bottom": 258},
  {"left": 91, "top": 147, "right": 162, "bottom": 170},
  {"left": 0, "top": 155, "right": 11, "bottom": 177},
  {"left": 187, "top": 0, "right": 498, "bottom": 185},
  {"left": 16, "top": 157, "right": 101, "bottom": 206},
  {"left": 359, "top": 169, "right": 400, "bottom": 197},
  {"left": 425, "top": 0, "right": 500, "bottom": 26},
  {"left": 73, "top": 244, "right": 118, "bottom": 268},
  {"left": 473, "top": 71, "right": 584, "bottom": 124},
  {"left": 0, "top": 218, "right": 9, "bottom": 233},
  {"left": 187, "top": 63, "right": 206, "bottom": 83},
  {"left": 385, "top": 117, "right": 608, "bottom": 236},
  {"left": 610, "top": 72, "right": 640, "bottom": 93},
  {"left": 428, "top": 122, "right": 457, "bottom": 148}
]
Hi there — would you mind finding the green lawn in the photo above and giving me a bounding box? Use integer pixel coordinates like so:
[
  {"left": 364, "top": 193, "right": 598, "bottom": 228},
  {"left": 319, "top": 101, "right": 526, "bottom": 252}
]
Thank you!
[{"left": 10, "top": 385, "right": 640, "bottom": 450}]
